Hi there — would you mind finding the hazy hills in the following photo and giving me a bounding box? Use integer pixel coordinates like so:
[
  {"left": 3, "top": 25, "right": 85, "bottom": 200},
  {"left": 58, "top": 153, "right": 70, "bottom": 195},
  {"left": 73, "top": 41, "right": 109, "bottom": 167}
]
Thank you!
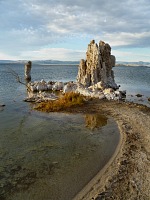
[
  {"left": 0, "top": 60, "right": 150, "bottom": 67},
  {"left": 0, "top": 60, "right": 79, "bottom": 65},
  {"left": 115, "top": 61, "right": 150, "bottom": 67}
]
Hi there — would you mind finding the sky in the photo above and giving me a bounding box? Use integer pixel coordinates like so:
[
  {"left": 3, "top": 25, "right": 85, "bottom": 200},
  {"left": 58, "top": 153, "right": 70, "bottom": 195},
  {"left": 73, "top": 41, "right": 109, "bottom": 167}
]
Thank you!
[{"left": 0, "top": 0, "right": 150, "bottom": 62}]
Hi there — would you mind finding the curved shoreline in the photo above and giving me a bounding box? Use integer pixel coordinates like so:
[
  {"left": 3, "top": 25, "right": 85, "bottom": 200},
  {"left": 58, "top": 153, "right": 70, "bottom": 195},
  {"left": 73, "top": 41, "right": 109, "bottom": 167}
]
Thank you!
[
  {"left": 73, "top": 119, "right": 125, "bottom": 200},
  {"left": 67, "top": 99, "right": 150, "bottom": 200}
]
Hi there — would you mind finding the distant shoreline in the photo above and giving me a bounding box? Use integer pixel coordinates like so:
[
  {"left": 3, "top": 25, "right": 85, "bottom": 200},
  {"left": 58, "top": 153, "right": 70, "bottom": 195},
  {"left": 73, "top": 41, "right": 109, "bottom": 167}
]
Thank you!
[
  {"left": 1, "top": 62, "right": 150, "bottom": 68},
  {"left": 115, "top": 64, "right": 150, "bottom": 67},
  {"left": 0, "top": 60, "right": 150, "bottom": 67}
]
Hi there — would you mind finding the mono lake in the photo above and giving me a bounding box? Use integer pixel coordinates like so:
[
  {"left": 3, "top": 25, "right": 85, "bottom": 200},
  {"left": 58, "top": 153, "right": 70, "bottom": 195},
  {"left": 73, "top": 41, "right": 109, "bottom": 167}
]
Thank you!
[{"left": 0, "top": 63, "right": 149, "bottom": 199}]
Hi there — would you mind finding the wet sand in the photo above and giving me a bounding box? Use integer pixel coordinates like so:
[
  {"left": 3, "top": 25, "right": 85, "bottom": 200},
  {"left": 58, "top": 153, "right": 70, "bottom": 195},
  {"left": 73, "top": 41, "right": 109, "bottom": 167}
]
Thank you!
[{"left": 67, "top": 99, "right": 150, "bottom": 200}]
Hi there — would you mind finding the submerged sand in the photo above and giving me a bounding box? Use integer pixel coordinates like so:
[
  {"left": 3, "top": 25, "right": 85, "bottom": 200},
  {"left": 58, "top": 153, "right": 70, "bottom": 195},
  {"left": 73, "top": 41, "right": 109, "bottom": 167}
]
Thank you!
[{"left": 68, "top": 99, "right": 150, "bottom": 200}]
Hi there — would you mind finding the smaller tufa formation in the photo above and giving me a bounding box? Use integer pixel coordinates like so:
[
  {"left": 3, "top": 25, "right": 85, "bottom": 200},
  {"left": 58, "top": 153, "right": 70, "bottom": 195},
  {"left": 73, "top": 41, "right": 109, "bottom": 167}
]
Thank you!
[
  {"left": 28, "top": 80, "right": 64, "bottom": 92},
  {"left": 25, "top": 61, "right": 32, "bottom": 81},
  {"left": 77, "top": 40, "right": 117, "bottom": 89}
]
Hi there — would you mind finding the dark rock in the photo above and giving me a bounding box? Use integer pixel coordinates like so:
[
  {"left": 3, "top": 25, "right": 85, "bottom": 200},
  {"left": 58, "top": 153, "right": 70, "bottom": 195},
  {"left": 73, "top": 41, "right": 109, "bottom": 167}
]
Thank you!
[
  {"left": 0, "top": 104, "right": 5, "bottom": 107},
  {"left": 136, "top": 94, "right": 143, "bottom": 97}
]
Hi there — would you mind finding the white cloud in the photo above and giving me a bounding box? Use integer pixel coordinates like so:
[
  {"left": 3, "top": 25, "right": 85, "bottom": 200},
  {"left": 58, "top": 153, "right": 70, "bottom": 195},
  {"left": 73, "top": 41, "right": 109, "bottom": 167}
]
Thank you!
[
  {"left": 0, "top": 52, "right": 18, "bottom": 60},
  {"left": 112, "top": 49, "right": 150, "bottom": 62},
  {"left": 95, "top": 31, "right": 150, "bottom": 47},
  {"left": 0, "top": 0, "right": 150, "bottom": 61},
  {"left": 19, "top": 48, "right": 85, "bottom": 61}
]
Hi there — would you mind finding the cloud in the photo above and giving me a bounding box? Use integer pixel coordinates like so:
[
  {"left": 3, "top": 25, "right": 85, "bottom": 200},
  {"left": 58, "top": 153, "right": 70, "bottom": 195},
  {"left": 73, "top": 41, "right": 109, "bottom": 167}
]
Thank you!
[
  {"left": 97, "top": 31, "right": 150, "bottom": 48},
  {"left": 112, "top": 48, "right": 150, "bottom": 62},
  {"left": 19, "top": 48, "right": 85, "bottom": 61},
  {"left": 0, "top": 0, "right": 150, "bottom": 60},
  {"left": 0, "top": 52, "right": 18, "bottom": 60}
]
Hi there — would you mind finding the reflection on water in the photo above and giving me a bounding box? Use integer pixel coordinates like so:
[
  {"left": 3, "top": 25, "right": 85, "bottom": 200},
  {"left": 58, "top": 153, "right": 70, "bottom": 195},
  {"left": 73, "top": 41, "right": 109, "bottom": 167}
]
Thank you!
[
  {"left": 0, "top": 105, "right": 5, "bottom": 112},
  {"left": 85, "top": 114, "right": 108, "bottom": 130},
  {"left": 0, "top": 107, "right": 4, "bottom": 112},
  {"left": 0, "top": 107, "right": 119, "bottom": 200}
]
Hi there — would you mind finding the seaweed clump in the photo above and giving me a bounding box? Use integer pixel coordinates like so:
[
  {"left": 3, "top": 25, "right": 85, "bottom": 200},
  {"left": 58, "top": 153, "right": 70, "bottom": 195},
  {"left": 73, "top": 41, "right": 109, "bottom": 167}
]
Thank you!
[{"left": 34, "top": 92, "right": 85, "bottom": 112}]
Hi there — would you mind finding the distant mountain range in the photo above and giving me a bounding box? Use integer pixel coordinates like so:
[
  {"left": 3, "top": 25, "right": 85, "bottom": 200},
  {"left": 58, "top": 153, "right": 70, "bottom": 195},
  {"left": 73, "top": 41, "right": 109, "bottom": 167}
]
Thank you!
[
  {"left": 0, "top": 60, "right": 79, "bottom": 65},
  {"left": 115, "top": 61, "right": 150, "bottom": 67},
  {"left": 0, "top": 60, "right": 18, "bottom": 64},
  {"left": 0, "top": 60, "right": 150, "bottom": 67},
  {"left": 33, "top": 60, "right": 80, "bottom": 65}
]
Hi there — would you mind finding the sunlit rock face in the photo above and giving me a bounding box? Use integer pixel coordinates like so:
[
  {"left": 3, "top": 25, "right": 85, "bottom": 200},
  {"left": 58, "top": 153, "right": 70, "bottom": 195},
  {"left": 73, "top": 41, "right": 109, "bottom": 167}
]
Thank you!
[{"left": 77, "top": 40, "right": 117, "bottom": 89}]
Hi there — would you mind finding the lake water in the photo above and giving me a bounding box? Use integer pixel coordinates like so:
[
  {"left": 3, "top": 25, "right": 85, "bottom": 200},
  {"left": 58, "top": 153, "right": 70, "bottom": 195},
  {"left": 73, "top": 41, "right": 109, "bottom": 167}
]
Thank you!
[
  {"left": 113, "top": 66, "right": 150, "bottom": 106},
  {"left": 0, "top": 63, "right": 150, "bottom": 106},
  {"left": 0, "top": 63, "right": 149, "bottom": 199}
]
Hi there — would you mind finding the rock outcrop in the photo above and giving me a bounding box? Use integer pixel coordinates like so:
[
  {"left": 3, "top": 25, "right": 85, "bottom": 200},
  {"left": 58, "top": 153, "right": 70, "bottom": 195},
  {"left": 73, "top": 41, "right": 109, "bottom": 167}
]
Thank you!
[
  {"left": 77, "top": 40, "right": 117, "bottom": 89},
  {"left": 25, "top": 40, "right": 126, "bottom": 102},
  {"left": 25, "top": 61, "right": 32, "bottom": 81}
]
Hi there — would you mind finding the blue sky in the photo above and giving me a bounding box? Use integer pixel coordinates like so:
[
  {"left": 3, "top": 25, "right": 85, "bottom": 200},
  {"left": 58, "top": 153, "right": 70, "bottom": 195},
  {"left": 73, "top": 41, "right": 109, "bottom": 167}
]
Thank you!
[{"left": 0, "top": 0, "right": 150, "bottom": 61}]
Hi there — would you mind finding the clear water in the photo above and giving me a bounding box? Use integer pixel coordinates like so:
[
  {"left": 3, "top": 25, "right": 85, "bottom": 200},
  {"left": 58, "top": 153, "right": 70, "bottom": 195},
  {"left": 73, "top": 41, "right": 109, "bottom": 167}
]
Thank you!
[
  {"left": 0, "top": 63, "right": 78, "bottom": 104},
  {"left": 0, "top": 63, "right": 120, "bottom": 200},
  {"left": 114, "top": 66, "right": 150, "bottom": 106}
]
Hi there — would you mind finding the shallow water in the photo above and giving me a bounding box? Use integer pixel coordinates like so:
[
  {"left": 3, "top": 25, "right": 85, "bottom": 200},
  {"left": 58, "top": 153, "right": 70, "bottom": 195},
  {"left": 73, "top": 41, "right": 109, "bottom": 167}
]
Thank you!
[
  {"left": 0, "top": 63, "right": 120, "bottom": 199},
  {"left": 0, "top": 105, "right": 119, "bottom": 200}
]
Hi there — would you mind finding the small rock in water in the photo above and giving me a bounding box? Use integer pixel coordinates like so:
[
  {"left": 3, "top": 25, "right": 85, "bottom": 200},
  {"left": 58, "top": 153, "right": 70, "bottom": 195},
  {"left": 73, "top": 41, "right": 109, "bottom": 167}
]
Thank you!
[
  {"left": 0, "top": 104, "right": 5, "bottom": 107},
  {"left": 136, "top": 94, "right": 143, "bottom": 97}
]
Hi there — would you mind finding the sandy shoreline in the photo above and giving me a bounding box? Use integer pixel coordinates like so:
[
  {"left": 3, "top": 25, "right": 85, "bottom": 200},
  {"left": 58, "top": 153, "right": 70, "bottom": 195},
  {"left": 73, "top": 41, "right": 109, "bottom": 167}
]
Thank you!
[{"left": 66, "top": 99, "right": 150, "bottom": 200}]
